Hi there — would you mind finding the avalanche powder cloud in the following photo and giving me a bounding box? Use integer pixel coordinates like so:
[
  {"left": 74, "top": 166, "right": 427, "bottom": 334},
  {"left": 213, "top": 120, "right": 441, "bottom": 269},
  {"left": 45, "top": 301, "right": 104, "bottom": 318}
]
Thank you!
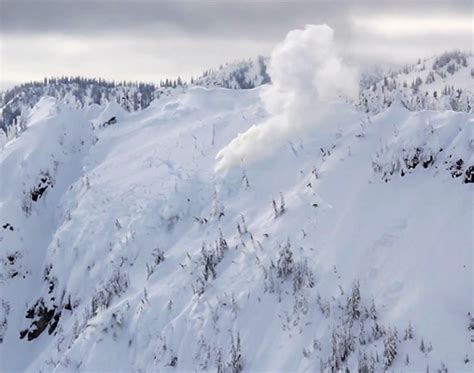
[{"left": 215, "top": 24, "right": 358, "bottom": 172}]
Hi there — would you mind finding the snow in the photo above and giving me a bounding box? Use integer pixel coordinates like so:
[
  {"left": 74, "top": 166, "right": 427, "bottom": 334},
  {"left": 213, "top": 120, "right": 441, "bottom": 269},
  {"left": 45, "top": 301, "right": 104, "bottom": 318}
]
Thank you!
[
  {"left": 359, "top": 51, "right": 473, "bottom": 114},
  {"left": 216, "top": 25, "right": 359, "bottom": 172},
  {"left": 0, "top": 27, "right": 473, "bottom": 371},
  {"left": 193, "top": 57, "right": 270, "bottom": 90},
  {"left": 0, "top": 79, "right": 472, "bottom": 371}
]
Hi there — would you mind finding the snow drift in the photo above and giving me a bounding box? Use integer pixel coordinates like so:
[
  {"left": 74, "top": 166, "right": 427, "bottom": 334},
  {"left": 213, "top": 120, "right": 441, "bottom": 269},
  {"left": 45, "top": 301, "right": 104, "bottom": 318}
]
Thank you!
[{"left": 215, "top": 24, "right": 358, "bottom": 171}]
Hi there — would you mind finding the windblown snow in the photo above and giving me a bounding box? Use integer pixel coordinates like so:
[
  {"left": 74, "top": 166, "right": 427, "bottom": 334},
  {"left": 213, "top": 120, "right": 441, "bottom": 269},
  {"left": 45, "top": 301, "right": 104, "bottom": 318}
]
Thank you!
[
  {"left": 216, "top": 24, "right": 358, "bottom": 171},
  {"left": 0, "top": 25, "right": 473, "bottom": 373}
]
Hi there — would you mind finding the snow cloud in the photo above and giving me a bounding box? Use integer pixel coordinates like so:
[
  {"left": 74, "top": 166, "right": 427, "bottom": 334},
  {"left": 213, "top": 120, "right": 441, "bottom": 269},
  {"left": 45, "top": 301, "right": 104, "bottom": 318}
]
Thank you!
[{"left": 215, "top": 24, "right": 358, "bottom": 172}]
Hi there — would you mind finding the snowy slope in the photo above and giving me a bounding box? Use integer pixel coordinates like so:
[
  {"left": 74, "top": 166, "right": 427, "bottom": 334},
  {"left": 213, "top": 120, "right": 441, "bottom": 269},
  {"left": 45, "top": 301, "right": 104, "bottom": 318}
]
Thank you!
[
  {"left": 0, "top": 78, "right": 162, "bottom": 136},
  {"left": 193, "top": 57, "right": 271, "bottom": 89},
  {"left": 0, "top": 57, "right": 270, "bottom": 140},
  {"left": 359, "top": 51, "right": 473, "bottom": 113},
  {"left": 0, "top": 83, "right": 472, "bottom": 372}
]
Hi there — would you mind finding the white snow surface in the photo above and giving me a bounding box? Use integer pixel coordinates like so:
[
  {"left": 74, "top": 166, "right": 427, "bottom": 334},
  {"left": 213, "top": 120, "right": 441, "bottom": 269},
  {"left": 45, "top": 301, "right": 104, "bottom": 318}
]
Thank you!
[
  {"left": 0, "top": 84, "right": 473, "bottom": 372},
  {"left": 359, "top": 52, "right": 473, "bottom": 114}
]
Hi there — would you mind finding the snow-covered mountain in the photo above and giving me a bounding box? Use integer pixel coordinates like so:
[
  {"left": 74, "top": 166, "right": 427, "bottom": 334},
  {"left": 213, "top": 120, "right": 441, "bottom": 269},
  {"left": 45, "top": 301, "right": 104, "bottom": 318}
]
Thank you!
[
  {"left": 0, "top": 58, "right": 271, "bottom": 140},
  {"left": 0, "top": 77, "right": 183, "bottom": 139},
  {"left": 193, "top": 56, "right": 271, "bottom": 89},
  {"left": 359, "top": 51, "right": 473, "bottom": 113},
  {"left": 2, "top": 51, "right": 472, "bottom": 147},
  {"left": 0, "top": 47, "right": 473, "bottom": 372}
]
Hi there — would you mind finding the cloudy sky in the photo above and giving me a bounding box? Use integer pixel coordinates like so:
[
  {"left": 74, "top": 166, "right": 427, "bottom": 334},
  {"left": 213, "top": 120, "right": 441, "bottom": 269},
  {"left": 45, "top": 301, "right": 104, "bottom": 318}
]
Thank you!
[{"left": 0, "top": 0, "right": 472, "bottom": 89}]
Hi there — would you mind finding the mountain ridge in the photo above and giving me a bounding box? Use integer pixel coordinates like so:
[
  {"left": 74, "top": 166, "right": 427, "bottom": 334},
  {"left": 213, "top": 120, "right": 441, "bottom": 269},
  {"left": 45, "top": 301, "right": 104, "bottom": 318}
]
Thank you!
[
  {"left": 0, "top": 50, "right": 473, "bottom": 372},
  {"left": 1, "top": 50, "right": 472, "bottom": 142}
]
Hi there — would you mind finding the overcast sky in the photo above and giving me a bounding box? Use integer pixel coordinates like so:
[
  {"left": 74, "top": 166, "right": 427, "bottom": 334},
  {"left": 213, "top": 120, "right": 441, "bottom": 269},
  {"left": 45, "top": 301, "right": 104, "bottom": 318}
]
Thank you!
[{"left": 0, "top": 0, "right": 472, "bottom": 89}]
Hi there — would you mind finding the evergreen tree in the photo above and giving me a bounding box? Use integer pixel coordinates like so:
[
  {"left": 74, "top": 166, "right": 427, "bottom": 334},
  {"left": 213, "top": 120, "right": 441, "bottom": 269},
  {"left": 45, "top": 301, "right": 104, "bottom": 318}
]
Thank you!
[
  {"left": 229, "top": 332, "right": 243, "bottom": 373},
  {"left": 276, "top": 240, "right": 294, "bottom": 279},
  {"left": 383, "top": 327, "right": 398, "bottom": 369}
]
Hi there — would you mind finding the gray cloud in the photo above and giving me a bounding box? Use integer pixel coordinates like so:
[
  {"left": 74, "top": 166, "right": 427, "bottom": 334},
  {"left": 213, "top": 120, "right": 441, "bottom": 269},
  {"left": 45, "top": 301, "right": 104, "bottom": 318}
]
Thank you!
[
  {"left": 3, "top": 1, "right": 469, "bottom": 39},
  {"left": 0, "top": 0, "right": 472, "bottom": 87},
  {"left": 1, "top": 0, "right": 351, "bottom": 41}
]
